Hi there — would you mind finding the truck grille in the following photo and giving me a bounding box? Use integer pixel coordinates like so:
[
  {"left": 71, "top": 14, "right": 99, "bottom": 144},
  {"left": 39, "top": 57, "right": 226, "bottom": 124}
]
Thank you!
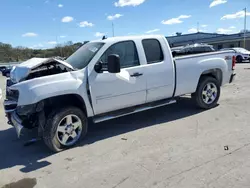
[
  {"left": 4, "top": 102, "right": 17, "bottom": 111},
  {"left": 4, "top": 100, "right": 18, "bottom": 112},
  {"left": 6, "top": 88, "right": 19, "bottom": 101},
  {"left": 6, "top": 79, "right": 19, "bottom": 101}
]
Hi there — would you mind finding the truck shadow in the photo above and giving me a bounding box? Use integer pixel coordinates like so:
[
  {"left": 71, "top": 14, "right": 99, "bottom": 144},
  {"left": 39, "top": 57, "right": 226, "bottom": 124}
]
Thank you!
[
  {"left": 83, "top": 97, "right": 206, "bottom": 145},
  {"left": 0, "top": 97, "right": 208, "bottom": 173},
  {"left": 0, "top": 127, "right": 52, "bottom": 173}
]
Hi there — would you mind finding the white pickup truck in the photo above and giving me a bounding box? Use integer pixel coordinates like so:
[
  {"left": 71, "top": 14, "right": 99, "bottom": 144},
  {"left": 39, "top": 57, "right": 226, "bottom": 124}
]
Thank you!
[{"left": 4, "top": 35, "right": 236, "bottom": 152}]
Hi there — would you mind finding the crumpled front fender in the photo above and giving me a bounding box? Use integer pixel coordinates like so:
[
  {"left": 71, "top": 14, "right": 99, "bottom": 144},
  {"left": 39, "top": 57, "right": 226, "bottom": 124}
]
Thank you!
[{"left": 10, "top": 69, "right": 94, "bottom": 117}]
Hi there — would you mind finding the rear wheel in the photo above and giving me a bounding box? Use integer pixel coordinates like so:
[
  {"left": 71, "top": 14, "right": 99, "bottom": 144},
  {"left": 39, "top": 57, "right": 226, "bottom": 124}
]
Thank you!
[
  {"left": 43, "top": 106, "right": 88, "bottom": 152},
  {"left": 192, "top": 77, "right": 220, "bottom": 109}
]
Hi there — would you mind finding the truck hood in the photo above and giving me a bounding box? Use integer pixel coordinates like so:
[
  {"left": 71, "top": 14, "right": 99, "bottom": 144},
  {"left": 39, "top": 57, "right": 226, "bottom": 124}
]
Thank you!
[{"left": 10, "top": 57, "right": 74, "bottom": 83}]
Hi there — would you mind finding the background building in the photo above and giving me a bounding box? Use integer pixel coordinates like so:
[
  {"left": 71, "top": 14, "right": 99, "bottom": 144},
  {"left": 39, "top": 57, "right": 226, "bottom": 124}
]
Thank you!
[{"left": 166, "top": 31, "right": 250, "bottom": 50}]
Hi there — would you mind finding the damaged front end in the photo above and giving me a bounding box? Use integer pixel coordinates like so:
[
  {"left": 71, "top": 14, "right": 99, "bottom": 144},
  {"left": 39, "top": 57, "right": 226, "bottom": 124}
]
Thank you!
[
  {"left": 10, "top": 57, "right": 74, "bottom": 83},
  {"left": 4, "top": 57, "right": 74, "bottom": 138},
  {"left": 4, "top": 93, "right": 46, "bottom": 138}
]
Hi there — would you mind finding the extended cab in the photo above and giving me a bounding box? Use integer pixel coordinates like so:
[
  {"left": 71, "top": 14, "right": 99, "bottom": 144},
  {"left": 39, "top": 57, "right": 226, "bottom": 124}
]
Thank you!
[{"left": 4, "top": 35, "right": 236, "bottom": 152}]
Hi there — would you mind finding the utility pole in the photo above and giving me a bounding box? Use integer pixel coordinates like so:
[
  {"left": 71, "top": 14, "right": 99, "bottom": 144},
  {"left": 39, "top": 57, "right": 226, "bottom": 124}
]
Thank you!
[
  {"left": 243, "top": 7, "right": 247, "bottom": 48},
  {"left": 112, "top": 22, "right": 115, "bottom": 37},
  {"left": 56, "top": 35, "right": 62, "bottom": 57},
  {"left": 197, "top": 22, "right": 200, "bottom": 33}
]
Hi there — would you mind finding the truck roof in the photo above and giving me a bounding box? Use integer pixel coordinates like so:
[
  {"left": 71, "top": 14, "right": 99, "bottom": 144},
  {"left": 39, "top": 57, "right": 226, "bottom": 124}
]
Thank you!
[{"left": 91, "top": 35, "right": 164, "bottom": 43}]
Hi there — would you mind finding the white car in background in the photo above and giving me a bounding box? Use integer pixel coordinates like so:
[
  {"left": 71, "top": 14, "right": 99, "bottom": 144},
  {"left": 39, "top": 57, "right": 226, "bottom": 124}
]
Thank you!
[{"left": 221, "top": 48, "right": 250, "bottom": 63}]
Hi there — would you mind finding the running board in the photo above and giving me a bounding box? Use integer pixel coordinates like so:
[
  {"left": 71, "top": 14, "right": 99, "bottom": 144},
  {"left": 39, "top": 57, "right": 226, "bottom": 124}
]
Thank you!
[{"left": 93, "top": 99, "right": 176, "bottom": 123}]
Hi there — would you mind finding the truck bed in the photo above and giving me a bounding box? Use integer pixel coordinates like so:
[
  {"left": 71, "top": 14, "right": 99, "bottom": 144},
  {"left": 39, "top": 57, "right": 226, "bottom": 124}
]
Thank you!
[
  {"left": 174, "top": 50, "right": 236, "bottom": 60},
  {"left": 174, "top": 50, "right": 235, "bottom": 97}
]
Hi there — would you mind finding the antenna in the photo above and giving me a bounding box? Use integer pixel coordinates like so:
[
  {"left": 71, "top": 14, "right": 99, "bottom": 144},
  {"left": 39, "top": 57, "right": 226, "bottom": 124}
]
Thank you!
[{"left": 197, "top": 22, "right": 200, "bottom": 33}]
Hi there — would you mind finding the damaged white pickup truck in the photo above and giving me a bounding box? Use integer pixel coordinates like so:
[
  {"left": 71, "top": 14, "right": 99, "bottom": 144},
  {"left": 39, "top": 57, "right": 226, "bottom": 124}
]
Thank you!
[{"left": 4, "top": 35, "right": 236, "bottom": 152}]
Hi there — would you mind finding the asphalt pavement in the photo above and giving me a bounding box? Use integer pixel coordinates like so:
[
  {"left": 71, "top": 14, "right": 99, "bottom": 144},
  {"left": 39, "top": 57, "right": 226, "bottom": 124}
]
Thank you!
[{"left": 0, "top": 64, "right": 250, "bottom": 188}]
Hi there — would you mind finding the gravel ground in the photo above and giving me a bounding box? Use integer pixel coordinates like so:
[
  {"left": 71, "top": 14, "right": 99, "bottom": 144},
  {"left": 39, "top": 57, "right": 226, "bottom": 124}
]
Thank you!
[{"left": 0, "top": 64, "right": 250, "bottom": 188}]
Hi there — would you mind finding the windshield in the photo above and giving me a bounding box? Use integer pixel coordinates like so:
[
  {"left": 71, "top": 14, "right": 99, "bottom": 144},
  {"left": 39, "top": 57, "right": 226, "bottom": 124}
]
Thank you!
[
  {"left": 66, "top": 42, "right": 104, "bottom": 69},
  {"left": 233, "top": 48, "right": 249, "bottom": 54}
]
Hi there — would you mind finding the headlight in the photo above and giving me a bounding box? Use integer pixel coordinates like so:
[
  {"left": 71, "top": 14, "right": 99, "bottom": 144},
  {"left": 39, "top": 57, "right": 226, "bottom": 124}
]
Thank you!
[
  {"left": 6, "top": 88, "right": 19, "bottom": 101},
  {"left": 16, "top": 101, "right": 44, "bottom": 116},
  {"left": 16, "top": 104, "right": 36, "bottom": 116}
]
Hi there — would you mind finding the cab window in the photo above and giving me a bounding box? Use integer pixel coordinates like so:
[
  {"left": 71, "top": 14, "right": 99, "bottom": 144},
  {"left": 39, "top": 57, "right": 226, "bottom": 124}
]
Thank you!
[
  {"left": 142, "top": 39, "right": 164, "bottom": 64},
  {"left": 100, "top": 41, "right": 140, "bottom": 68}
]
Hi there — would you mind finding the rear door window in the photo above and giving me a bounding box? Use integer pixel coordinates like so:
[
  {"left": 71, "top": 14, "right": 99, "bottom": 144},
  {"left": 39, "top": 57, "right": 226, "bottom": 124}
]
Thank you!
[{"left": 142, "top": 39, "right": 164, "bottom": 64}]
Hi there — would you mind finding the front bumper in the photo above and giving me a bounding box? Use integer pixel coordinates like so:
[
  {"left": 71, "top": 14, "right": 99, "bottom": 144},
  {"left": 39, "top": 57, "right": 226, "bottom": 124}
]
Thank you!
[
  {"left": 5, "top": 111, "right": 24, "bottom": 138},
  {"left": 10, "top": 112, "right": 24, "bottom": 138},
  {"left": 230, "top": 73, "right": 236, "bottom": 83},
  {"left": 4, "top": 100, "right": 24, "bottom": 138}
]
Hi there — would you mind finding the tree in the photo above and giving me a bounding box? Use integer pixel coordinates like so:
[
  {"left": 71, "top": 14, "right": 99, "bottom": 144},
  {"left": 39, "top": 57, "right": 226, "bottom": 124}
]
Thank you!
[
  {"left": 0, "top": 41, "right": 86, "bottom": 63},
  {"left": 0, "top": 43, "right": 13, "bottom": 62}
]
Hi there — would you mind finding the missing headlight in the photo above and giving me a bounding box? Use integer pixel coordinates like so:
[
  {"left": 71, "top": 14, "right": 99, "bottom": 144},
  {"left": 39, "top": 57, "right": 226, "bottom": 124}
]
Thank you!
[{"left": 16, "top": 104, "right": 36, "bottom": 116}]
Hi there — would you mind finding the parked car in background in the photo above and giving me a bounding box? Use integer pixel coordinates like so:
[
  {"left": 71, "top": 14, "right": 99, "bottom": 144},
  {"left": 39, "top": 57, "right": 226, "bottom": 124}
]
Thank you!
[
  {"left": 1, "top": 66, "right": 12, "bottom": 77},
  {"left": 4, "top": 35, "right": 236, "bottom": 152},
  {"left": 172, "top": 43, "right": 215, "bottom": 57},
  {"left": 220, "top": 48, "right": 250, "bottom": 63},
  {"left": 0, "top": 66, "right": 6, "bottom": 72},
  {"left": 171, "top": 46, "right": 184, "bottom": 56}
]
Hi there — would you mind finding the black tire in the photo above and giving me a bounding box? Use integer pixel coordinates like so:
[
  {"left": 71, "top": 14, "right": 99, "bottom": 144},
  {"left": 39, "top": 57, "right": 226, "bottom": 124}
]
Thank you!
[
  {"left": 192, "top": 76, "right": 220, "bottom": 109},
  {"left": 236, "top": 55, "right": 243, "bottom": 63},
  {"left": 43, "top": 106, "right": 88, "bottom": 152}
]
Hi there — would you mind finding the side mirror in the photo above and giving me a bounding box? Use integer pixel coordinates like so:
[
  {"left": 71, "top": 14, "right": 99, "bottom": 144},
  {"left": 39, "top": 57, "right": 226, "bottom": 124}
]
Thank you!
[
  {"left": 94, "top": 61, "right": 103, "bottom": 73},
  {"left": 108, "top": 54, "right": 120, "bottom": 73}
]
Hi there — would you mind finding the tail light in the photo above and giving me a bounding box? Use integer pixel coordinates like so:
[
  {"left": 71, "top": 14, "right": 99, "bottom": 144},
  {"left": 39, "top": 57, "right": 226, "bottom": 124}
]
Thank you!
[{"left": 232, "top": 56, "right": 236, "bottom": 70}]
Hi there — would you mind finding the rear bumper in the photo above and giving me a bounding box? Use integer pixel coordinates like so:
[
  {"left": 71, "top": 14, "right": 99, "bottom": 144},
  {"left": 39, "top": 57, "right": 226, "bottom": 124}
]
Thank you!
[{"left": 230, "top": 73, "right": 236, "bottom": 83}]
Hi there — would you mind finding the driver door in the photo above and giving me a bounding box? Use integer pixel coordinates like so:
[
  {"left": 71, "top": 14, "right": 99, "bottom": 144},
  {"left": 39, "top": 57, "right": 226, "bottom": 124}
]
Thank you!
[{"left": 88, "top": 41, "right": 147, "bottom": 115}]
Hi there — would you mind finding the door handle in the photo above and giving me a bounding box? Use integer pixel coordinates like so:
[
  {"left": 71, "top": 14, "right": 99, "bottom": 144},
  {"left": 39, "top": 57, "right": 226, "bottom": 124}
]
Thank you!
[{"left": 130, "top": 72, "right": 143, "bottom": 77}]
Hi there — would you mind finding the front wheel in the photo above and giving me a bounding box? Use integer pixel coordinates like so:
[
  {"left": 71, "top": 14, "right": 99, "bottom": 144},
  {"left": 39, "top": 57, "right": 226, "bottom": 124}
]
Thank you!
[
  {"left": 43, "top": 106, "right": 88, "bottom": 152},
  {"left": 192, "top": 77, "right": 220, "bottom": 109}
]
